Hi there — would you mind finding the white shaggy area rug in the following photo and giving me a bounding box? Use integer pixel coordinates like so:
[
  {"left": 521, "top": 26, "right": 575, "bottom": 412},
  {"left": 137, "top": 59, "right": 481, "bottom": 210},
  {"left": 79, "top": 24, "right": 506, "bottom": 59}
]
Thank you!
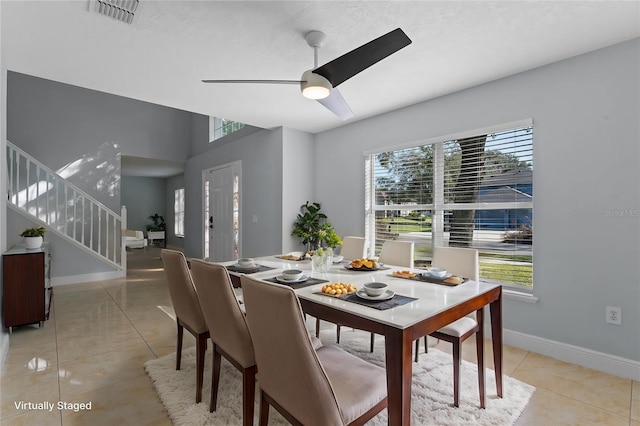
[{"left": 145, "top": 326, "right": 534, "bottom": 425}]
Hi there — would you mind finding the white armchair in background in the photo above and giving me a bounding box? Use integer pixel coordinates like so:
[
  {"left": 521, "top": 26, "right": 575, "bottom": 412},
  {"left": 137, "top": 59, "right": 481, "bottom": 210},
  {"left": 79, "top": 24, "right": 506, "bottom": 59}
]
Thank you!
[{"left": 123, "top": 230, "right": 146, "bottom": 249}]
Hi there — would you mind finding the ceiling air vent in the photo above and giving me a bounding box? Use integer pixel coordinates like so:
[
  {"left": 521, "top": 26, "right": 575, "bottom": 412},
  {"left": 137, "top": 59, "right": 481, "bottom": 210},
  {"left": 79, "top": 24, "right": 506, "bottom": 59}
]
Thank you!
[{"left": 95, "top": 0, "right": 139, "bottom": 24}]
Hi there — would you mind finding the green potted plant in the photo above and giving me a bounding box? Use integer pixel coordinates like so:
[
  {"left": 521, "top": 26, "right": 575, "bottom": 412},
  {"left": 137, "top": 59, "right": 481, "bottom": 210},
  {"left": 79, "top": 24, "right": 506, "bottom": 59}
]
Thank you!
[
  {"left": 147, "top": 213, "right": 166, "bottom": 246},
  {"left": 147, "top": 213, "right": 166, "bottom": 232},
  {"left": 20, "top": 226, "right": 46, "bottom": 249},
  {"left": 292, "top": 201, "right": 342, "bottom": 271}
]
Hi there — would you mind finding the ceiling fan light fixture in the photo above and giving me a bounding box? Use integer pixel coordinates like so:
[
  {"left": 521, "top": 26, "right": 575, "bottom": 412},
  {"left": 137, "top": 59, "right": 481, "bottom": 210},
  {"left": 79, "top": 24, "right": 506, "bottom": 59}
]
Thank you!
[{"left": 300, "top": 70, "right": 332, "bottom": 100}]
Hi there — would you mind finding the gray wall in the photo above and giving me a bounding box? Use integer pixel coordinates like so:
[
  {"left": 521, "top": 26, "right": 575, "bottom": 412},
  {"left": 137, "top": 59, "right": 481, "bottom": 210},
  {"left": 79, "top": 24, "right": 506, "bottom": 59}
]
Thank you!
[
  {"left": 0, "top": 0, "right": 9, "bottom": 369},
  {"left": 314, "top": 39, "right": 640, "bottom": 361},
  {"left": 281, "top": 127, "right": 316, "bottom": 252},
  {"left": 188, "top": 112, "right": 263, "bottom": 158},
  {"left": 7, "top": 72, "right": 191, "bottom": 211},
  {"left": 122, "top": 176, "right": 166, "bottom": 234},
  {"left": 165, "top": 174, "right": 185, "bottom": 250},
  {"left": 6, "top": 72, "right": 195, "bottom": 279},
  {"left": 184, "top": 123, "right": 284, "bottom": 259}
]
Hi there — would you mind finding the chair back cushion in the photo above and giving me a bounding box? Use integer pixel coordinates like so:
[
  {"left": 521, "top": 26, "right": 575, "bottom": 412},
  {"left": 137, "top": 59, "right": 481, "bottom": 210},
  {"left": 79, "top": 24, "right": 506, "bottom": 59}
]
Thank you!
[
  {"left": 160, "top": 249, "right": 207, "bottom": 334},
  {"left": 241, "top": 276, "right": 344, "bottom": 425},
  {"left": 190, "top": 259, "right": 255, "bottom": 367},
  {"left": 432, "top": 246, "right": 479, "bottom": 281},
  {"left": 340, "top": 236, "right": 367, "bottom": 260},
  {"left": 379, "top": 240, "right": 414, "bottom": 268}
]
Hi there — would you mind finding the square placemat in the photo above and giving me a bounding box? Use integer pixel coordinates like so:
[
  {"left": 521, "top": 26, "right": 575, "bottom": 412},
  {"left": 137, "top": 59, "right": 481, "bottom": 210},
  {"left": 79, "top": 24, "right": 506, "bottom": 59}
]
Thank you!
[
  {"left": 226, "top": 264, "right": 276, "bottom": 274},
  {"left": 340, "top": 293, "right": 417, "bottom": 310},
  {"left": 264, "top": 277, "right": 329, "bottom": 289}
]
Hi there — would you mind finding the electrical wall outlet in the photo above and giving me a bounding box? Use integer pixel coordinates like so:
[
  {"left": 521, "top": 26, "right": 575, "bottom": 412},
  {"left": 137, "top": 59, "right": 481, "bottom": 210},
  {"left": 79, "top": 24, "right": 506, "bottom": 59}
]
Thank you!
[{"left": 606, "top": 306, "right": 622, "bottom": 325}]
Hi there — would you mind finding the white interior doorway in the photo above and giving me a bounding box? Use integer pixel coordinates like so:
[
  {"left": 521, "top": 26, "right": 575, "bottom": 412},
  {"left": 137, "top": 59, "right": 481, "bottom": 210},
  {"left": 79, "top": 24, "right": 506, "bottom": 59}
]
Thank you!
[{"left": 203, "top": 161, "right": 241, "bottom": 261}]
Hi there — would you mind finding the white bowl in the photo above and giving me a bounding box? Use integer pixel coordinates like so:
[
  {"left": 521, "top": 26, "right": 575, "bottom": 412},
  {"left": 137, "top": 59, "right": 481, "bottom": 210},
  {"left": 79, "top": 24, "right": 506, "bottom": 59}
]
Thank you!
[
  {"left": 363, "top": 282, "right": 388, "bottom": 297},
  {"left": 238, "top": 258, "right": 255, "bottom": 268},
  {"left": 429, "top": 267, "right": 448, "bottom": 278},
  {"left": 282, "top": 269, "right": 304, "bottom": 281}
]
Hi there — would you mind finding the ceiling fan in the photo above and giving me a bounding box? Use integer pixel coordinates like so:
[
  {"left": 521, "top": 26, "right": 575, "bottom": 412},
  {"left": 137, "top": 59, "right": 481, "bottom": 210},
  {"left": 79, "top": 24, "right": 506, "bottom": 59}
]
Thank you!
[{"left": 202, "top": 28, "right": 412, "bottom": 120}]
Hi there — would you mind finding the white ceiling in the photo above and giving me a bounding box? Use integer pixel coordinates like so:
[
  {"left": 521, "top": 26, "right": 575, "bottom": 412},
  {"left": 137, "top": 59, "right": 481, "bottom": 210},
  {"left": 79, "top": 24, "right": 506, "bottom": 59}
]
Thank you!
[{"left": 2, "top": 1, "right": 639, "bottom": 136}]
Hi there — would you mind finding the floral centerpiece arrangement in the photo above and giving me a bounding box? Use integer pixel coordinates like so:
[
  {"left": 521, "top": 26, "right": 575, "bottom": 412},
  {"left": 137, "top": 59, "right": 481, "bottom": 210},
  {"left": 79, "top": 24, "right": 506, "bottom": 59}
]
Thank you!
[{"left": 292, "top": 201, "right": 342, "bottom": 271}]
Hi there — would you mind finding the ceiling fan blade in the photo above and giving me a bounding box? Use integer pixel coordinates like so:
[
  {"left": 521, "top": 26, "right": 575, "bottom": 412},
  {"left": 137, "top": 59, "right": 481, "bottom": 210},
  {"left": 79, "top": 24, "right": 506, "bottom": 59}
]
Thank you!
[
  {"left": 201, "top": 79, "right": 301, "bottom": 84},
  {"left": 313, "top": 28, "right": 411, "bottom": 87},
  {"left": 316, "top": 88, "right": 353, "bottom": 120}
]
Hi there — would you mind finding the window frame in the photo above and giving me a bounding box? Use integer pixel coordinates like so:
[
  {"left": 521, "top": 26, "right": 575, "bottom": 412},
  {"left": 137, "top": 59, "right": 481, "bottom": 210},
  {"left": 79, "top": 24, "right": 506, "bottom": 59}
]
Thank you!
[{"left": 365, "top": 119, "right": 533, "bottom": 292}]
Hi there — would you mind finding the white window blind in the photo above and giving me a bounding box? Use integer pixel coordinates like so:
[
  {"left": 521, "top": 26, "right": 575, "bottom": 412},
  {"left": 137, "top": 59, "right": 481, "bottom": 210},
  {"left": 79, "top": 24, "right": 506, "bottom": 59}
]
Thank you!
[{"left": 366, "top": 122, "right": 533, "bottom": 289}]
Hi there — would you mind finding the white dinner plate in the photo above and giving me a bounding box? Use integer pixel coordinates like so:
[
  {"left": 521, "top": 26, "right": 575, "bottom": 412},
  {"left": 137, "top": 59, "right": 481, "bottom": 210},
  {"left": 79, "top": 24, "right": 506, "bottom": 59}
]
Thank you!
[
  {"left": 275, "top": 274, "right": 309, "bottom": 284},
  {"left": 355, "top": 289, "right": 395, "bottom": 301},
  {"left": 332, "top": 255, "right": 344, "bottom": 263}
]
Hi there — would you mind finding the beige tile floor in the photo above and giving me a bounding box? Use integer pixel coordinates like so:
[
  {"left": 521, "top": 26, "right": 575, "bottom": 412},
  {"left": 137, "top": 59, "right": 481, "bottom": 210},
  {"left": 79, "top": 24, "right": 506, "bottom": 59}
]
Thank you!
[{"left": 1, "top": 247, "right": 638, "bottom": 425}]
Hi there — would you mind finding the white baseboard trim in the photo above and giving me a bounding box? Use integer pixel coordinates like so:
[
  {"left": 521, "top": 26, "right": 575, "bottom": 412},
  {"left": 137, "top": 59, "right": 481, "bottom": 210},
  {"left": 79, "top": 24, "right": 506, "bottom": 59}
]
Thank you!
[
  {"left": 504, "top": 329, "right": 640, "bottom": 381},
  {"left": 52, "top": 270, "right": 125, "bottom": 286}
]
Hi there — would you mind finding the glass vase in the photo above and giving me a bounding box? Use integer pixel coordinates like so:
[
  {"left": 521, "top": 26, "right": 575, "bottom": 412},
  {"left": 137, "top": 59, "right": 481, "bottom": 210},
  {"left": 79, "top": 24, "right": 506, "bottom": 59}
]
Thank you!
[{"left": 312, "top": 247, "right": 333, "bottom": 273}]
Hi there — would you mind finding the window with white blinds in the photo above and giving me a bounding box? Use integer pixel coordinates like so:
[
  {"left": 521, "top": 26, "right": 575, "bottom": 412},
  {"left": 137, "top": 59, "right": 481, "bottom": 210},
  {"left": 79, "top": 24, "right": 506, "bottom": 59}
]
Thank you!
[
  {"left": 365, "top": 121, "right": 533, "bottom": 289},
  {"left": 174, "top": 188, "right": 185, "bottom": 237}
]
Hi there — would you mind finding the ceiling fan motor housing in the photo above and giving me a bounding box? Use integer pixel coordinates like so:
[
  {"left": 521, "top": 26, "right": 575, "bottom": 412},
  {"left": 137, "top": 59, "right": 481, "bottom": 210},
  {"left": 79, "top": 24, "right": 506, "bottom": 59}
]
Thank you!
[{"left": 300, "top": 69, "right": 332, "bottom": 99}]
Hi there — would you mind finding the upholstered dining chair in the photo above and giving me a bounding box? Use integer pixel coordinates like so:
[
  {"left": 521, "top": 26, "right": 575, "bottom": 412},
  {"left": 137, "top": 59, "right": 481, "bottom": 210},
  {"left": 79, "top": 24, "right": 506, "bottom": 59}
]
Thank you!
[
  {"left": 190, "top": 259, "right": 256, "bottom": 424},
  {"left": 241, "top": 275, "right": 388, "bottom": 426},
  {"left": 160, "top": 249, "right": 209, "bottom": 404},
  {"left": 339, "top": 236, "right": 367, "bottom": 260},
  {"left": 316, "top": 236, "right": 367, "bottom": 338},
  {"left": 378, "top": 239, "right": 415, "bottom": 269},
  {"left": 414, "top": 246, "right": 485, "bottom": 408},
  {"left": 364, "top": 240, "right": 415, "bottom": 352}
]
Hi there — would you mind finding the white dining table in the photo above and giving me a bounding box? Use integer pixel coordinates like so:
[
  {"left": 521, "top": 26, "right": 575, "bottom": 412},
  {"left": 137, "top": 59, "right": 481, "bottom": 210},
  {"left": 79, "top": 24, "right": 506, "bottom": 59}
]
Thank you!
[{"left": 224, "top": 255, "right": 503, "bottom": 426}]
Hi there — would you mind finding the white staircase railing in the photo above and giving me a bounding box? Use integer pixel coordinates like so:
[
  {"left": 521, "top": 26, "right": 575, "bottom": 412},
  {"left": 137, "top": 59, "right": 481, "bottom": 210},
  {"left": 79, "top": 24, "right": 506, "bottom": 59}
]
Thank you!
[{"left": 6, "top": 141, "right": 124, "bottom": 270}]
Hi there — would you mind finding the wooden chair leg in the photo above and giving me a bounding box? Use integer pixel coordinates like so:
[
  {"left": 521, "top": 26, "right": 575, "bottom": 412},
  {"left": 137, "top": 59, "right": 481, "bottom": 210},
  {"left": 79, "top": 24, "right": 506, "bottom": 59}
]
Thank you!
[
  {"left": 336, "top": 324, "right": 341, "bottom": 343},
  {"left": 242, "top": 365, "right": 257, "bottom": 426},
  {"left": 370, "top": 333, "right": 375, "bottom": 352},
  {"left": 210, "top": 346, "right": 222, "bottom": 412},
  {"left": 452, "top": 338, "right": 461, "bottom": 407},
  {"left": 315, "top": 318, "right": 321, "bottom": 337},
  {"left": 259, "top": 390, "right": 270, "bottom": 426},
  {"left": 195, "top": 333, "right": 207, "bottom": 403},
  {"left": 414, "top": 336, "right": 429, "bottom": 362},
  {"left": 176, "top": 321, "right": 184, "bottom": 370}
]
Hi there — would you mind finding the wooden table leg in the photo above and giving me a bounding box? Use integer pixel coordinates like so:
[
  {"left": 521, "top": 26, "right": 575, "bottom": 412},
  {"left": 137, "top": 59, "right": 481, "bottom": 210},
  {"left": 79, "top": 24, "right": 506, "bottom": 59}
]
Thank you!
[
  {"left": 384, "top": 327, "right": 413, "bottom": 426},
  {"left": 490, "top": 288, "right": 503, "bottom": 398},
  {"left": 476, "top": 307, "right": 485, "bottom": 408}
]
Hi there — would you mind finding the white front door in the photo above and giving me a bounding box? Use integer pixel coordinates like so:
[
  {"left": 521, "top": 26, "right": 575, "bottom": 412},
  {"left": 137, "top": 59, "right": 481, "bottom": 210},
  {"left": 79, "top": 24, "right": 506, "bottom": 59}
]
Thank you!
[{"left": 205, "top": 163, "right": 240, "bottom": 262}]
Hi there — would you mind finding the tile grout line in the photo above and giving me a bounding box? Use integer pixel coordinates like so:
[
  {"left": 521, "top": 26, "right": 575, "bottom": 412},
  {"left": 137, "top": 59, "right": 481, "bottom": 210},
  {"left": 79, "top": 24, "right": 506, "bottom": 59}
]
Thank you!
[
  {"left": 101, "top": 276, "right": 162, "bottom": 361},
  {"left": 52, "top": 298, "right": 63, "bottom": 426}
]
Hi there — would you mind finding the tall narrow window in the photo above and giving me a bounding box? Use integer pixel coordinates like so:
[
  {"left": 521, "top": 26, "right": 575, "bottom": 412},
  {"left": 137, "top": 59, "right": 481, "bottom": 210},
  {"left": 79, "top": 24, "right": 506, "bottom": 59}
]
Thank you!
[
  {"left": 174, "top": 188, "right": 185, "bottom": 237},
  {"left": 366, "top": 120, "right": 533, "bottom": 290}
]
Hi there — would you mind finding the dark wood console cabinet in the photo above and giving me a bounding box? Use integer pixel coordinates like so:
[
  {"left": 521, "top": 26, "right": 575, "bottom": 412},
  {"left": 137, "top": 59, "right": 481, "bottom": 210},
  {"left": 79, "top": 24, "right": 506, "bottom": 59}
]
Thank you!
[{"left": 3, "top": 243, "right": 52, "bottom": 332}]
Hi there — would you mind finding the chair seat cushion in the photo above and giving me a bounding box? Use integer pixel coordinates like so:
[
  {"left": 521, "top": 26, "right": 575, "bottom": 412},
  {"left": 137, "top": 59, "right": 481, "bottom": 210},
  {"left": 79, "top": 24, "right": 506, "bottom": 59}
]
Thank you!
[
  {"left": 309, "top": 335, "right": 323, "bottom": 350},
  {"left": 436, "top": 316, "right": 477, "bottom": 337},
  {"left": 317, "top": 345, "right": 387, "bottom": 424}
]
